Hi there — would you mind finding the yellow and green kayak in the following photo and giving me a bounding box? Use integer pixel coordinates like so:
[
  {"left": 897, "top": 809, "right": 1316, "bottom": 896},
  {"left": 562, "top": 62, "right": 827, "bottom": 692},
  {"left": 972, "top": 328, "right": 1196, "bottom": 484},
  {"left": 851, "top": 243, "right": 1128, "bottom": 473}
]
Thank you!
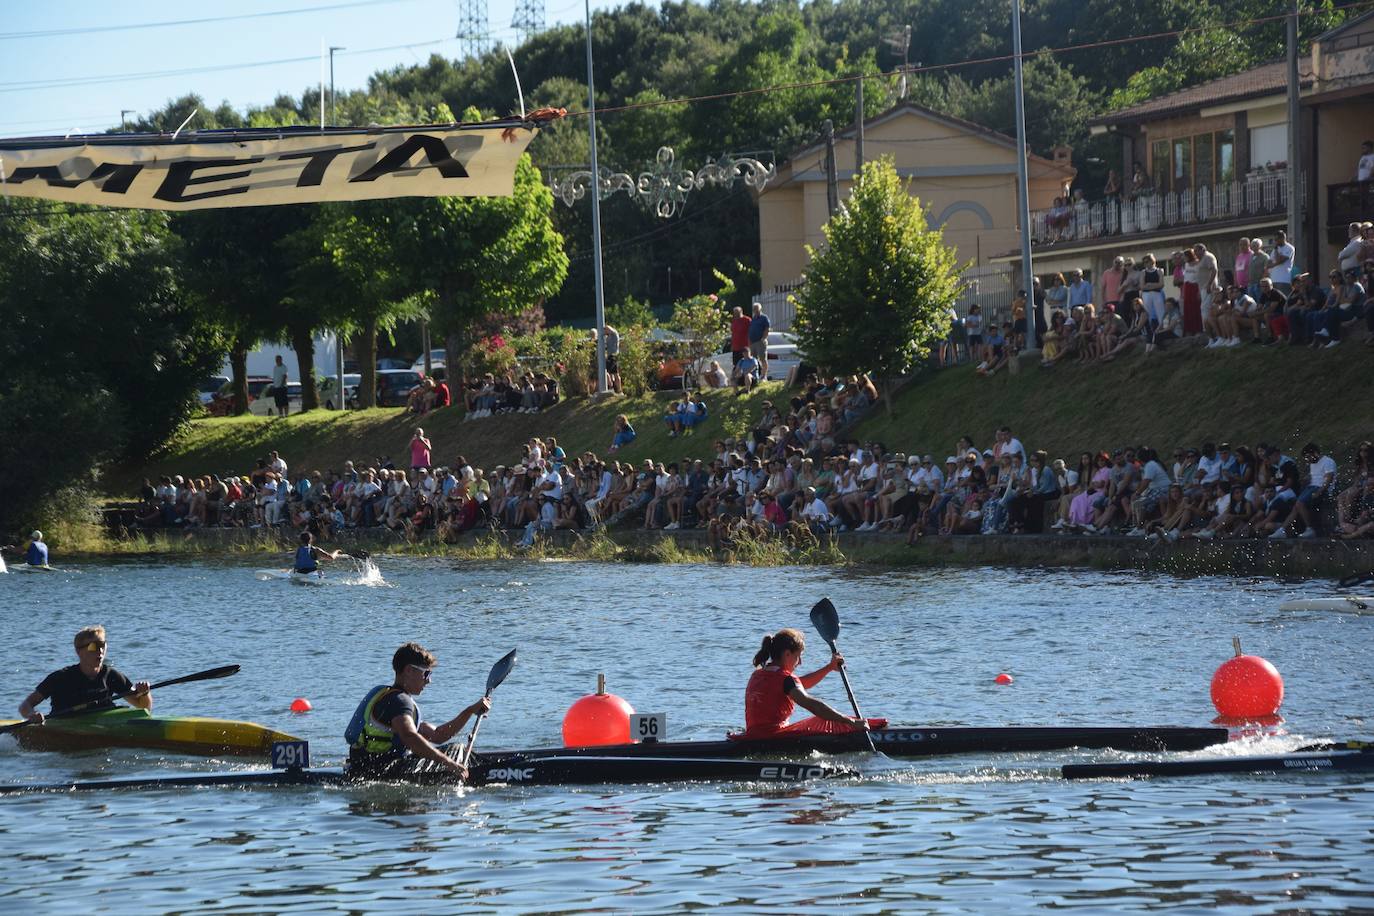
[{"left": 0, "top": 707, "right": 301, "bottom": 758}]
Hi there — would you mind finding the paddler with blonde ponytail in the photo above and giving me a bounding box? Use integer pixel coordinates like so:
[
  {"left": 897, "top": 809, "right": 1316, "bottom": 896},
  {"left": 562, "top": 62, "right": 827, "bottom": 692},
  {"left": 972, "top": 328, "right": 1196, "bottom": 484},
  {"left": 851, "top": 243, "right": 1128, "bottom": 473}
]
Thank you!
[{"left": 736, "top": 628, "right": 874, "bottom": 739}]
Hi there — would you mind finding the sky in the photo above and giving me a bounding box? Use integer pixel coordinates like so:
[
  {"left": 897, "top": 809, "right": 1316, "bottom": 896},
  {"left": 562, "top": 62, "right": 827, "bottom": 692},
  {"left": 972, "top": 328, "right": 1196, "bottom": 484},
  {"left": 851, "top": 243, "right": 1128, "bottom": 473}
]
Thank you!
[{"left": 0, "top": 0, "right": 625, "bottom": 137}]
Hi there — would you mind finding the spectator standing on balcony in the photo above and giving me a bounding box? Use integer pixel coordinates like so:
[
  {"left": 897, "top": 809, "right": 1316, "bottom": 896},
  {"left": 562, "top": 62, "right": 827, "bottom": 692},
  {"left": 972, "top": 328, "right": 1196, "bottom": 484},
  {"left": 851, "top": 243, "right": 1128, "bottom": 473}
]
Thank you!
[
  {"left": 1357, "top": 140, "right": 1374, "bottom": 181},
  {"left": 1233, "top": 238, "right": 1251, "bottom": 290},
  {"left": 1100, "top": 257, "right": 1126, "bottom": 309},
  {"left": 1129, "top": 162, "right": 1150, "bottom": 199},
  {"left": 748, "top": 303, "right": 771, "bottom": 379},
  {"left": 1068, "top": 270, "right": 1092, "bottom": 310},
  {"left": 1103, "top": 169, "right": 1121, "bottom": 198},
  {"left": 1269, "top": 230, "right": 1295, "bottom": 294},
  {"left": 1179, "top": 249, "right": 1203, "bottom": 336},
  {"left": 1140, "top": 254, "right": 1166, "bottom": 327},
  {"left": 729, "top": 306, "right": 750, "bottom": 367}
]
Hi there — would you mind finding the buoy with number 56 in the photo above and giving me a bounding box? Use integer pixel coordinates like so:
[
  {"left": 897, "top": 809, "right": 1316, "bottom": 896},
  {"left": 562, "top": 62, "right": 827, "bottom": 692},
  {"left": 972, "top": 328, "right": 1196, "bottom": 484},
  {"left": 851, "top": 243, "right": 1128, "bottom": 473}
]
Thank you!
[{"left": 562, "top": 674, "right": 634, "bottom": 747}]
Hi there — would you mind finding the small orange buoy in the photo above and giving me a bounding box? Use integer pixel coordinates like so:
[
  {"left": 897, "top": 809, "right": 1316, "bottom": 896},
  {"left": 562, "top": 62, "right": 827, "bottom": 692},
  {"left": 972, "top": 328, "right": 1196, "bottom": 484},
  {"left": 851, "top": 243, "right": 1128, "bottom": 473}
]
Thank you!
[
  {"left": 290, "top": 697, "right": 313, "bottom": 714},
  {"left": 562, "top": 674, "right": 634, "bottom": 746},
  {"left": 994, "top": 673, "right": 1014, "bottom": 685},
  {"left": 1210, "top": 637, "right": 1283, "bottom": 718}
]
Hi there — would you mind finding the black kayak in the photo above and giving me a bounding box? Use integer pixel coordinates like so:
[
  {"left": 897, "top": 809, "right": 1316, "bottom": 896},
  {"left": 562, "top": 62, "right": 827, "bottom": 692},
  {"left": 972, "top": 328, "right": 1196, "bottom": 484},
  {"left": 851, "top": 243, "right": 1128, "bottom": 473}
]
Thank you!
[
  {"left": 484, "top": 725, "right": 1228, "bottom": 761},
  {"left": 0, "top": 755, "right": 856, "bottom": 795},
  {"left": 1062, "top": 748, "right": 1374, "bottom": 779}
]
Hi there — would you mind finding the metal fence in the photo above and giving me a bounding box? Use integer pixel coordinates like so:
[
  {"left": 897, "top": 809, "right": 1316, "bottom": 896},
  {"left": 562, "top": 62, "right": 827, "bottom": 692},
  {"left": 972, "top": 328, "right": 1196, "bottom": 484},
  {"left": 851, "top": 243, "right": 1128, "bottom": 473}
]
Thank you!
[{"left": 758, "top": 266, "right": 1014, "bottom": 332}]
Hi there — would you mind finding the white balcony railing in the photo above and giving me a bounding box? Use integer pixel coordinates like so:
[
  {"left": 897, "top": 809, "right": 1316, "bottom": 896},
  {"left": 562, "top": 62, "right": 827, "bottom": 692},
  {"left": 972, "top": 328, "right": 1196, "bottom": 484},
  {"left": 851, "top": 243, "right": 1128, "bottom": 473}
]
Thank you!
[{"left": 1031, "top": 171, "right": 1300, "bottom": 246}]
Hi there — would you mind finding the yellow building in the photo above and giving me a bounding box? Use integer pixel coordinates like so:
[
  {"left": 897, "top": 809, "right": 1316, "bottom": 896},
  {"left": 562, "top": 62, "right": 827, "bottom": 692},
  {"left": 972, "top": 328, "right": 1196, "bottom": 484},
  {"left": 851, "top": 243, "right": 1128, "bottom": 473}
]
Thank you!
[{"left": 756, "top": 102, "right": 1075, "bottom": 299}]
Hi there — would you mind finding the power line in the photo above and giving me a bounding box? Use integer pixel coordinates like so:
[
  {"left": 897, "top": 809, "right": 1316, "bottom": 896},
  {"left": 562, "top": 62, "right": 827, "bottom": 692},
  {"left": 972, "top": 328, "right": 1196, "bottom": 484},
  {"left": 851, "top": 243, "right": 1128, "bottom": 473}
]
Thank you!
[
  {"left": 0, "top": 38, "right": 458, "bottom": 95},
  {"left": 0, "top": 0, "right": 422, "bottom": 41}
]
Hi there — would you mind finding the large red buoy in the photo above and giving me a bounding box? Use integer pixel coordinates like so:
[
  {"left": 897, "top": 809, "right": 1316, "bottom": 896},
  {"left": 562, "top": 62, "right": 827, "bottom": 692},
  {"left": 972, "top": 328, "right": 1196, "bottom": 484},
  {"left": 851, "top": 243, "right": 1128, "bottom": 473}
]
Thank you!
[
  {"left": 290, "top": 697, "right": 313, "bottom": 714},
  {"left": 1210, "top": 637, "right": 1283, "bottom": 719},
  {"left": 562, "top": 674, "right": 634, "bottom": 746}
]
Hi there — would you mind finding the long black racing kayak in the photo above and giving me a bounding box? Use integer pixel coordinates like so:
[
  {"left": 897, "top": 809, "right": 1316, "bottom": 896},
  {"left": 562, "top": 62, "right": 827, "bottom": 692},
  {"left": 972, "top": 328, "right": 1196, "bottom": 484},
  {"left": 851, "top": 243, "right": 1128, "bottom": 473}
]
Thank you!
[
  {"left": 486, "top": 725, "right": 1228, "bottom": 761},
  {"left": 1063, "top": 748, "right": 1374, "bottom": 779},
  {"left": 0, "top": 755, "right": 856, "bottom": 795}
]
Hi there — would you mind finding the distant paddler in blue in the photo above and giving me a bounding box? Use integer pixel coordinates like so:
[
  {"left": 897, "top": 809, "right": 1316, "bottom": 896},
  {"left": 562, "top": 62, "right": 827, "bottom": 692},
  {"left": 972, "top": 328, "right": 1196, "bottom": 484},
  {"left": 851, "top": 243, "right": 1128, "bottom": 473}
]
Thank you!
[
  {"left": 1, "top": 531, "right": 50, "bottom": 569},
  {"left": 293, "top": 531, "right": 340, "bottom": 574}
]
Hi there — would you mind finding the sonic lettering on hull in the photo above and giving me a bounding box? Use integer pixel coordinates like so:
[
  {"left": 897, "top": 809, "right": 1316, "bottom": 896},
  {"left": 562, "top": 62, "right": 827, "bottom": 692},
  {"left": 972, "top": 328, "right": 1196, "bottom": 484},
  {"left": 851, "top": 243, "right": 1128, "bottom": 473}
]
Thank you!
[{"left": 485, "top": 767, "right": 536, "bottom": 782}]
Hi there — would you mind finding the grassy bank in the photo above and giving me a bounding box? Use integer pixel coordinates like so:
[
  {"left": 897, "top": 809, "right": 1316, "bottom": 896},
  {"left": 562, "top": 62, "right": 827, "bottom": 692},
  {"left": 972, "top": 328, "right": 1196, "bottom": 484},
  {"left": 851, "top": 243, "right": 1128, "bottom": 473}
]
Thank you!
[
  {"left": 858, "top": 338, "right": 1374, "bottom": 461},
  {"left": 104, "top": 384, "right": 785, "bottom": 496}
]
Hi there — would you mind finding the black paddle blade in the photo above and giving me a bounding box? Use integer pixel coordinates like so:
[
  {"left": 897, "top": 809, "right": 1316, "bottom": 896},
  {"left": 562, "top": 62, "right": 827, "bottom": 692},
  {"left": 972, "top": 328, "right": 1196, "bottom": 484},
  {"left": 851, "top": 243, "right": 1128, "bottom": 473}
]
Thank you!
[
  {"left": 149, "top": 664, "right": 241, "bottom": 691},
  {"left": 809, "top": 597, "right": 840, "bottom": 644},
  {"left": 346, "top": 549, "right": 371, "bottom": 560},
  {"left": 486, "top": 649, "right": 517, "bottom": 694}
]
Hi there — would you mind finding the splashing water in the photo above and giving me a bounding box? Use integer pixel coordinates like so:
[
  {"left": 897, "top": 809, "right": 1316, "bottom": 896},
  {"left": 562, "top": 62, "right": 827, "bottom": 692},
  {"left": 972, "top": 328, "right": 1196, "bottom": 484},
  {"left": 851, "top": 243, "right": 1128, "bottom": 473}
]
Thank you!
[{"left": 337, "top": 556, "right": 388, "bottom": 587}]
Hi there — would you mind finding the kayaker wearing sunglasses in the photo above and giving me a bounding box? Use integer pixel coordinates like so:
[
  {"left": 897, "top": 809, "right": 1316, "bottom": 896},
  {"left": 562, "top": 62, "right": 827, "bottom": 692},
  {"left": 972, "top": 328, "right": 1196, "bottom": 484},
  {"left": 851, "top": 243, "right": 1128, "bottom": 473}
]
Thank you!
[
  {"left": 17, "top": 625, "right": 152, "bottom": 724},
  {"left": 345, "top": 642, "right": 491, "bottom": 779}
]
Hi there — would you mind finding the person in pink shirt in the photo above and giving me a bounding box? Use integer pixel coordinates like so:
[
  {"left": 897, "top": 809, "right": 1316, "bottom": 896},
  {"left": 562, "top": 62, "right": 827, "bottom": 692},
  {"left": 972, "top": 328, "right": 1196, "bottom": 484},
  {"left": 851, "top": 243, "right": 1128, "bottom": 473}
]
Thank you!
[
  {"left": 1233, "top": 237, "right": 1251, "bottom": 289},
  {"left": 409, "top": 428, "right": 432, "bottom": 471},
  {"left": 1100, "top": 256, "right": 1125, "bottom": 309}
]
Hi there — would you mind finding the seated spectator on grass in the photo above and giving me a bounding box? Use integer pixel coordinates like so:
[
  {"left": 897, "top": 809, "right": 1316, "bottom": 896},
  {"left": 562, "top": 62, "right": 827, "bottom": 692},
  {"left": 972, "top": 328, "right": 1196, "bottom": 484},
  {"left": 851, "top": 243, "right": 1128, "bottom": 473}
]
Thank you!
[
  {"left": 1075, "top": 305, "right": 1099, "bottom": 363},
  {"left": 1270, "top": 442, "right": 1337, "bottom": 539},
  {"left": 977, "top": 324, "right": 1010, "bottom": 376},
  {"left": 608, "top": 415, "right": 636, "bottom": 453},
  {"left": 1336, "top": 475, "right": 1374, "bottom": 538},
  {"left": 1148, "top": 298, "right": 1183, "bottom": 352},
  {"left": 733, "top": 352, "right": 760, "bottom": 394},
  {"left": 702, "top": 360, "right": 730, "bottom": 388}
]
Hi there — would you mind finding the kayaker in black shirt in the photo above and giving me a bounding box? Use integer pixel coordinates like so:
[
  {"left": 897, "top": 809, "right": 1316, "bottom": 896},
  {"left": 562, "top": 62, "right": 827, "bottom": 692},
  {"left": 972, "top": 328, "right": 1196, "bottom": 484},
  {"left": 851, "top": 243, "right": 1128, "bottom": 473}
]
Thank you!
[
  {"left": 345, "top": 642, "right": 490, "bottom": 779},
  {"left": 17, "top": 625, "right": 151, "bottom": 724}
]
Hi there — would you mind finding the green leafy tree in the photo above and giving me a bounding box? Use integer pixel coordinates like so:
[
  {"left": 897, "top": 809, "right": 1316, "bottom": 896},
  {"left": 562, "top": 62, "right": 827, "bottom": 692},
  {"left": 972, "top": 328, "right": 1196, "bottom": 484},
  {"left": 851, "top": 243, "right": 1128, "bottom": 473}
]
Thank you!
[
  {"left": 0, "top": 206, "right": 222, "bottom": 531},
  {"left": 792, "top": 157, "right": 963, "bottom": 415},
  {"left": 670, "top": 293, "right": 729, "bottom": 385},
  {"left": 606, "top": 294, "right": 655, "bottom": 329}
]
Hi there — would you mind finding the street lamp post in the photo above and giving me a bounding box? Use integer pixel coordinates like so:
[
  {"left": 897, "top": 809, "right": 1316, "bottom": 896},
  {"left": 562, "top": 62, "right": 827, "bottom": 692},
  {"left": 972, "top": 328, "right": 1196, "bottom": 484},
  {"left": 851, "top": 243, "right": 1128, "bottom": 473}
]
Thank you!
[
  {"left": 1011, "top": 0, "right": 1036, "bottom": 349},
  {"left": 120, "top": 109, "right": 134, "bottom": 131},
  {"left": 329, "top": 46, "right": 345, "bottom": 127},
  {"left": 584, "top": 0, "right": 608, "bottom": 395}
]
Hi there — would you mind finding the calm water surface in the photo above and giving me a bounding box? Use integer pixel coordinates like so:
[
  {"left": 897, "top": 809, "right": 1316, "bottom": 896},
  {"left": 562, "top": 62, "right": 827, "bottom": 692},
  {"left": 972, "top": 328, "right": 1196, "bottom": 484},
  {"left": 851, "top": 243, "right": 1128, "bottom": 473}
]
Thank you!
[{"left": 1, "top": 558, "right": 1372, "bottom": 913}]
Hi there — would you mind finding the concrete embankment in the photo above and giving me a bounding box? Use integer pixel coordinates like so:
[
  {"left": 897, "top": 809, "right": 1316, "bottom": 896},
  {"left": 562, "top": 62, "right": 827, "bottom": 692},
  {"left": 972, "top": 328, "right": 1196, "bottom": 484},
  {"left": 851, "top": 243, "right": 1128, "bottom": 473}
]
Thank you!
[{"left": 107, "top": 527, "right": 1373, "bottom": 580}]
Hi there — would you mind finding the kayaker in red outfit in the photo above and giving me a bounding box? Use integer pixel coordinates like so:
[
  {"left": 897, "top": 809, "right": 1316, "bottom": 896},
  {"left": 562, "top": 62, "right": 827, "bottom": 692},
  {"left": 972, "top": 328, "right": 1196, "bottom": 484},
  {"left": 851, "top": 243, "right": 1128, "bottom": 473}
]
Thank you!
[
  {"left": 17, "top": 625, "right": 151, "bottom": 724},
  {"left": 738, "top": 627, "right": 876, "bottom": 738}
]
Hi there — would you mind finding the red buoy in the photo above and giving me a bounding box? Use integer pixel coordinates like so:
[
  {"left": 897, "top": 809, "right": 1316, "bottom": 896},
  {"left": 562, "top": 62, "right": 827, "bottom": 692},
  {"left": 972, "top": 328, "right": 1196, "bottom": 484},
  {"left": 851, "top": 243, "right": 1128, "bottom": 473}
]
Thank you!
[
  {"left": 994, "top": 673, "right": 1014, "bottom": 685},
  {"left": 1210, "top": 638, "right": 1283, "bottom": 719},
  {"left": 562, "top": 674, "right": 634, "bottom": 746},
  {"left": 290, "top": 697, "right": 313, "bottom": 714}
]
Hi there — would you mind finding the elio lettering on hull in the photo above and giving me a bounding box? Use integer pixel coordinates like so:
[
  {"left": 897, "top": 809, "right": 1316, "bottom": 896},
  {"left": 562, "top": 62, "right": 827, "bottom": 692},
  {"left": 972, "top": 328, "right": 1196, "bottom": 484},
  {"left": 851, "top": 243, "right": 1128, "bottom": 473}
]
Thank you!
[{"left": 0, "top": 120, "right": 539, "bottom": 211}]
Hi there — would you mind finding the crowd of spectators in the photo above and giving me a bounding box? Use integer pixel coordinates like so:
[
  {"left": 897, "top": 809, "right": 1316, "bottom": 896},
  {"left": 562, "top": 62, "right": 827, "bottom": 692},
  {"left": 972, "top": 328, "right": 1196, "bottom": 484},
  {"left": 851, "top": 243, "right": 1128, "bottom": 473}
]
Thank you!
[
  {"left": 460, "top": 371, "right": 560, "bottom": 419},
  {"left": 948, "top": 225, "right": 1374, "bottom": 372}
]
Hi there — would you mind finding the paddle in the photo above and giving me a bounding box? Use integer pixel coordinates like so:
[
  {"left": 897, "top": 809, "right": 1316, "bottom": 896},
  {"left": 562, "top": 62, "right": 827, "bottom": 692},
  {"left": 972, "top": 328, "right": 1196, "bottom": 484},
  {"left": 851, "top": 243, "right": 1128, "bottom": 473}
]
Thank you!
[
  {"left": 1295, "top": 739, "right": 1372, "bottom": 753},
  {"left": 1, "top": 664, "right": 241, "bottom": 734},
  {"left": 457, "top": 649, "right": 518, "bottom": 770},
  {"left": 1338, "top": 572, "right": 1374, "bottom": 588},
  {"left": 808, "top": 597, "right": 878, "bottom": 753}
]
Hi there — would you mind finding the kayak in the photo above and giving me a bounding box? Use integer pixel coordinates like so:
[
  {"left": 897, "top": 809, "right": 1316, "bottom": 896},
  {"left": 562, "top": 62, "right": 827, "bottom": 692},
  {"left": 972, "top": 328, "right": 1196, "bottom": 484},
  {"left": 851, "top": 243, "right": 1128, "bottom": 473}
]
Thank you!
[
  {"left": 1278, "top": 596, "right": 1374, "bottom": 613},
  {"left": 6, "top": 563, "right": 56, "bottom": 574},
  {"left": 488, "top": 724, "right": 1229, "bottom": 761},
  {"left": 0, "top": 707, "right": 302, "bottom": 758},
  {"left": 1062, "top": 747, "right": 1374, "bottom": 779},
  {"left": 0, "top": 755, "right": 856, "bottom": 795},
  {"left": 255, "top": 568, "right": 326, "bottom": 585}
]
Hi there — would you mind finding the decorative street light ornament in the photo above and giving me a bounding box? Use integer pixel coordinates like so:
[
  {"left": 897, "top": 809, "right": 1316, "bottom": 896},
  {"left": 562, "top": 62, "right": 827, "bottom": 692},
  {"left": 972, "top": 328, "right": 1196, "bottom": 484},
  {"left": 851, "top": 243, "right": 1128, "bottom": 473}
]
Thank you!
[{"left": 550, "top": 145, "right": 775, "bottom": 218}]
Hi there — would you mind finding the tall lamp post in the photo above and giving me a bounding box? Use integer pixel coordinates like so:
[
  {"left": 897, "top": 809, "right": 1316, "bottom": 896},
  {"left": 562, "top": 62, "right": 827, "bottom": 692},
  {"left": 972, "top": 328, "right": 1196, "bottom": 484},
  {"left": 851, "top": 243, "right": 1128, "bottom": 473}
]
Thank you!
[
  {"left": 1011, "top": 0, "right": 1036, "bottom": 348},
  {"left": 584, "top": 0, "right": 608, "bottom": 395},
  {"left": 120, "top": 109, "right": 134, "bottom": 131},
  {"left": 329, "top": 46, "right": 345, "bottom": 127}
]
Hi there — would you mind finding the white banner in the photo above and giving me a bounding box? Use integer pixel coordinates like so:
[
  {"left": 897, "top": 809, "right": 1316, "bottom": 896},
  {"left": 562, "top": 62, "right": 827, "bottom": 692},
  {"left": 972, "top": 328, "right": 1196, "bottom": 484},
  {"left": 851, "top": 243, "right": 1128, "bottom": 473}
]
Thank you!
[{"left": 0, "top": 121, "right": 537, "bottom": 210}]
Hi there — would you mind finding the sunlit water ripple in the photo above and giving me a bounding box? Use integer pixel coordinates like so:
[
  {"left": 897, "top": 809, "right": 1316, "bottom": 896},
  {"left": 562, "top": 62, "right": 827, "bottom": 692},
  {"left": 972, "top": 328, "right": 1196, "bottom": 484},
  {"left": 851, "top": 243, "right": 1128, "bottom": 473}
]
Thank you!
[{"left": 1, "top": 558, "right": 1371, "bottom": 912}]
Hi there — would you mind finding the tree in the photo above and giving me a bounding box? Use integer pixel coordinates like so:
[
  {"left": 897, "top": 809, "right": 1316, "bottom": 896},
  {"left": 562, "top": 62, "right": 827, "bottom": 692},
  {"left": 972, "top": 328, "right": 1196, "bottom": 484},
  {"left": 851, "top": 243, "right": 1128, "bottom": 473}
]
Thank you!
[
  {"left": 0, "top": 206, "right": 222, "bottom": 531},
  {"left": 670, "top": 293, "right": 729, "bottom": 386},
  {"left": 792, "top": 158, "right": 963, "bottom": 414},
  {"left": 387, "top": 149, "right": 569, "bottom": 398}
]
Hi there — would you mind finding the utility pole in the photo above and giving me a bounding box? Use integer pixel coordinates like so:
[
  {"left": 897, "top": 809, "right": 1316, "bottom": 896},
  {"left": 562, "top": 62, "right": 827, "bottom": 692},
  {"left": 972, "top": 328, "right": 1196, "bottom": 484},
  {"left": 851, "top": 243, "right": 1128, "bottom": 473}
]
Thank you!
[
  {"left": 329, "top": 46, "right": 345, "bottom": 127},
  {"left": 120, "top": 109, "right": 134, "bottom": 131},
  {"left": 823, "top": 119, "right": 838, "bottom": 216},
  {"left": 1286, "top": 0, "right": 1303, "bottom": 270},
  {"left": 884, "top": 25, "right": 912, "bottom": 100},
  {"left": 1011, "top": 0, "right": 1036, "bottom": 349},
  {"left": 585, "top": 0, "right": 608, "bottom": 395},
  {"left": 855, "top": 78, "right": 865, "bottom": 177}
]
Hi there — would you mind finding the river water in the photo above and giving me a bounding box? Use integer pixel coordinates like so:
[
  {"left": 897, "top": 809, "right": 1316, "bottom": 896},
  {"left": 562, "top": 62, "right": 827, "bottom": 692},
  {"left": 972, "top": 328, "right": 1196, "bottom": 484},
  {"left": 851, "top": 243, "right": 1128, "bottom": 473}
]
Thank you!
[{"left": 1, "top": 558, "right": 1371, "bottom": 913}]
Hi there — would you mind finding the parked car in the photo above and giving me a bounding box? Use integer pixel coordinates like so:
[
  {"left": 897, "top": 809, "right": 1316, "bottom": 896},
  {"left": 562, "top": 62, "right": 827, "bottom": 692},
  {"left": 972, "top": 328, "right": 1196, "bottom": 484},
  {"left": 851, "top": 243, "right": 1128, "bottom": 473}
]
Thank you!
[
  {"left": 318, "top": 373, "right": 361, "bottom": 410},
  {"left": 377, "top": 357, "right": 412, "bottom": 370},
  {"left": 197, "top": 375, "right": 230, "bottom": 406},
  {"left": 411, "top": 349, "right": 446, "bottom": 372},
  {"left": 249, "top": 381, "right": 303, "bottom": 416},
  {"left": 691, "top": 331, "right": 802, "bottom": 385},
  {"left": 375, "top": 369, "right": 424, "bottom": 407}
]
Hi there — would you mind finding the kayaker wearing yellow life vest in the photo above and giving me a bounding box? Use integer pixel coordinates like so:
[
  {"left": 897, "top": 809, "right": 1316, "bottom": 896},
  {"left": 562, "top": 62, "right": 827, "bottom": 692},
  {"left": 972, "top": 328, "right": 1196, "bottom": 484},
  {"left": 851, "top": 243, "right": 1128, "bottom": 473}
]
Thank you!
[
  {"left": 345, "top": 642, "right": 491, "bottom": 779},
  {"left": 17, "top": 626, "right": 152, "bottom": 724}
]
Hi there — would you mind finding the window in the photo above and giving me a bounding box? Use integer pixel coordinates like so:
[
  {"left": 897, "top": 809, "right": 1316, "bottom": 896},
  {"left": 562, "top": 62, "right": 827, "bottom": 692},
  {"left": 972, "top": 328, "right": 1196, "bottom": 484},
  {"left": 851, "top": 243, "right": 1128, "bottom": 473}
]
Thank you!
[
  {"left": 1152, "top": 140, "right": 1169, "bottom": 192},
  {"left": 1195, "top": 133, "right": 1214, "bottom": 188},
  {"left": 1173, "top": 137, "right": 1192, "bottom": 191},
  {"left": 1250, "top": 124, "right": 1287, "bottom": 169},
  {"left": 1217, "top": 129, "right": 1235, "bottom": 182}
]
